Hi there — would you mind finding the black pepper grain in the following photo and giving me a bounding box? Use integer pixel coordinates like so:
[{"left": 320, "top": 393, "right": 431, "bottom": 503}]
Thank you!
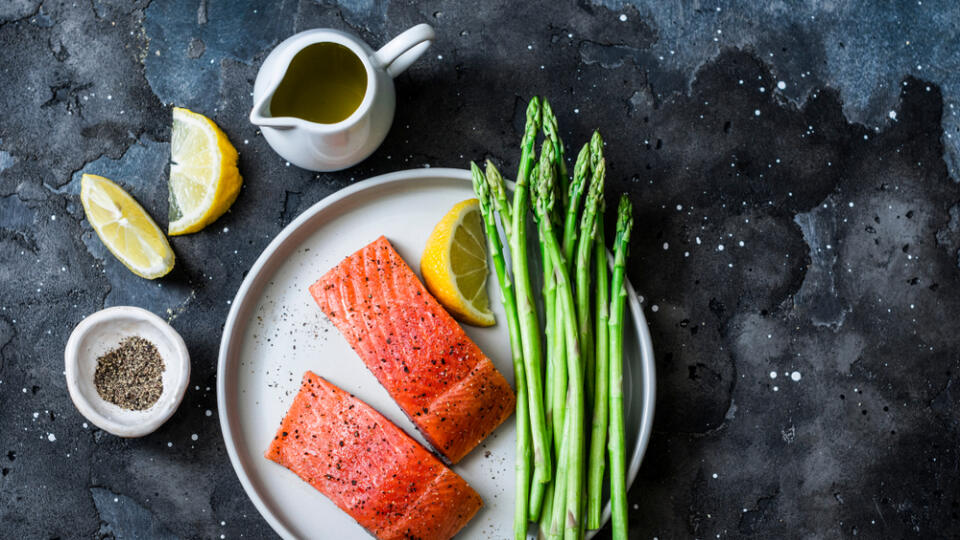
[{"left": 93, "top": 336, "right": 165, "bottom": 411}]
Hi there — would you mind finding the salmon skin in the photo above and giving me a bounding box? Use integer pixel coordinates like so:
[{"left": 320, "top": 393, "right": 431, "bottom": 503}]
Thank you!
[
  {"left": 266, "top": 371, "right": 483, "bottom": 540},
  {"left": 309, "top": 236, "right": 515, "bottom": 464}
]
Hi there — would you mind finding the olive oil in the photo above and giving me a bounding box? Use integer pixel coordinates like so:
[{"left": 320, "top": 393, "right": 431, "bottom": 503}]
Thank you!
[{"left": 270, "top": 42, "right": 367, "bottom": 124}]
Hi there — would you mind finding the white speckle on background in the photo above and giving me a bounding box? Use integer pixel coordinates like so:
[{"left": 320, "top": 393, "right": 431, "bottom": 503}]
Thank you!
[
  {"left": 696, "top": 237, "right": 702, "bottom": 245},
  {"left": 712, "top": 473, "right": 718, "bottom": 479},
  {"left": 82, "top": 422, "right": 88, "bottom": 428},
  {"left": 777, "top": 81, "right": 786, "bottom": 90},
  {"left": 167, "top": 442, "right": 173, "bottom": 447},
  {"left": 738, "top": 240, "right": 745, "bottom": 247},
  {"left": 663, "top": 242, "right": 669, "bottom": 250},
  {"left": 651, "top": 305, "right": 659, "bottom": 312},
  {"left": 717, "top": 244, "right": 725, "bottom": 251},
  {"left": 47, "top": 433, "right": 56, "bottom": 442},
  {"left": 791, "top": 371, "right": 802, "bottom": 382},
  {"left": 191, "top": 434, "right": 199, "bottom": 441},
  {"left": 619, "top": 13, "right": 627, "bottom": 21},
  {"left": 754, "top": 109, "right": 761, "bottom": 116},
  {"left": 676, "top": 204, "right": 683, "bottom": 211},
  {"left": 769, "top": 371, "right": 777, "bottom": 379},
  {"left": 889, "top": 110, "right": 897, "bottom": 120},
  {"left": 773, "top": 386, "right": 779, "bottom": 392},
  {"left": 205, "top": 409, "right": 213, "bottom": 417}
]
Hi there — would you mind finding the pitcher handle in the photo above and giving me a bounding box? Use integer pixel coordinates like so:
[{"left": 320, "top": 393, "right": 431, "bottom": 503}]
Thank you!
[{"left": 371, "top": 23, "right": 435, "bottom": 78}]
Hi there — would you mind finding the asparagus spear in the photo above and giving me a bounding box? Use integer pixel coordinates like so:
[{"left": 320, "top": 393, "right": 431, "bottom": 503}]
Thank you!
[
  {"left": 535, "top": 210, "right": 557, "bottom": 522},
  {"left": 511, "top": 98, "right": 553, "bottom": 495},
  {"left": 532, "top": 141, "right": 585, "bottom": 539},
  {"left": 471, "top": 163, "right": 530, "bottom": 539},
  {"left": 549, "top": 288, "right": 567, "bottom": 458},
  {"left": 541, "top": 99, "right": 568, "bottom": 209},
  {"left": 547, "top": 406, "right": 572, "bottom": 540},
  {"left": 485, "top": 160, "right": 513, "bottom": 239},
  {"left": 540, "top": 102, "right": 565, "bottom": 473},
  {"left": 543, "top": 264, "right": 557, "bottom": 449},
  {"left": 576, "top": 155, "right": 605, "bottom": 406},
  {"left": 608, "top": 195, "right": 634, "bottom": 540},
  {"left": 538, "top": 475, "right": 556, "bottom": 539},
  {"left": 562, "top": 142, "right": 592, "bottom": 269},
  {"left": 551, "top": 141, "right": 590, "bottom": 470},
  {"left": 586, "top": 216, "right": 610, "bottom": 529}
]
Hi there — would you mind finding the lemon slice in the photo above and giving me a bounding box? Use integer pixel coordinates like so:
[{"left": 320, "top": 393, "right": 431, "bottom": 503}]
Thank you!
[
  {"left": 168, "top": 107, "right": 242, "bottom": 235},
  {"left": 80, "top": 174, "right": 175, "bottom": 279},
  {"left": 421, "top": 199, "right": 494, "bottom": 327}
]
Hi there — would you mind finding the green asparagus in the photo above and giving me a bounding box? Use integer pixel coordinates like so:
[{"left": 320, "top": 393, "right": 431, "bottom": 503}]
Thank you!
[
  {"left": 608, "top": 195, "right": 633, "bottom": 540},
  {"left": 533, "top": 141, "right": 585, "bottom": 539},
  {"left": 468, "top": 97, "right": 637, "bottom": 540},
  {"left": 471, "top": 162, "right": 530, "bottom": 539},
  {"left": 562, "top": 142, "right": 592, "bottom": 268},
  {"left": 485, "top": 160, "right": 513, "bottom": 238},
  {"left": 586, "top": 218, "right": 610, "bottom": 529},
  {"left": 541, "top": 99, "right": 568, "bottom": 209},
  {"left": 577, "top": 156, "right": 605, "bottom": 405},
  {"left": 511, "top": 99, "right": 552, "bottom": 496}
]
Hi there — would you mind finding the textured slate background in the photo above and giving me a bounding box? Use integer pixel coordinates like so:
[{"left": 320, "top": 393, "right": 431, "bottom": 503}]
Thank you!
[{"left": 2, "top": 0, "right": 960, "bottom": 538}]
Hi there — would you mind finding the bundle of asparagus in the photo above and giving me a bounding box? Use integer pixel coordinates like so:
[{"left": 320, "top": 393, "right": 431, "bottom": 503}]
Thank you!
[{"left": 469, "top": 96, "right": 635, "bottom": 540}]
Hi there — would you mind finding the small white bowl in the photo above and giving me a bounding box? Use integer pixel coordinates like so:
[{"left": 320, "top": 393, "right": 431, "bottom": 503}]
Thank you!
[{"left": 65, "top": 306, "right": 190, "bottom": 437}]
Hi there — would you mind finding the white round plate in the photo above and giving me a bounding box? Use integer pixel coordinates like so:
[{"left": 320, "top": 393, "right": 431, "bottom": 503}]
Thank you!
[{"left": 217, "top": 168, "right": 655, "bottom": 539}]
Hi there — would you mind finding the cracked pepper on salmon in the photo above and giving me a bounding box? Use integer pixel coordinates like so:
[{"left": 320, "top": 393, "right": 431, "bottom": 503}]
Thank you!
[
  {"left": 309, "top": 236, "right": 516, "bottom": 463},
  {"left": 266, "top": 372, "right": 482, "bottom": 540}
]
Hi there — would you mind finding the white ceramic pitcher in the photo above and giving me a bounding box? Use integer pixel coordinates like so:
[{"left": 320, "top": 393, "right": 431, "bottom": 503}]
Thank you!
[{"left": 250, "top": 24, "right": 435, "bottom": 171}]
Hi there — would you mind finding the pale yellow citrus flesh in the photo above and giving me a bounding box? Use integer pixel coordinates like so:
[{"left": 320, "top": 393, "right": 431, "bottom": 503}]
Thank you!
[
  {"left": 421, "top": 199, "right": 495, "bottom": 327},
  {"left": 168, "top": 107, "right": 242, "bottom": 235},
  {"left": 80, "top": 173, "right": 175, "bottom": 279}
]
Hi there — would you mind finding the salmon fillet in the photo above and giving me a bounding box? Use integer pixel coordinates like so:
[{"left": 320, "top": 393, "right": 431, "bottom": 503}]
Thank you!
[
  {"left": 309, "top": 236, "right": 515, "bottom": 463},
  {"left": 266, "top": 371, "right": 483, "bottom": 540}
]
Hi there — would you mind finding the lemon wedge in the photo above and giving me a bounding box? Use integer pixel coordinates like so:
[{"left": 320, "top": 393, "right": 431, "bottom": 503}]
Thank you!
[
  {"left": 168, "top": 107, "right": 242, "bottom": 235},
  {"left": 421, "top": 199, "right": 494, "bottom": 327},
  {"left": 80, "top": 174, "right": 175, "bottom": 279}
]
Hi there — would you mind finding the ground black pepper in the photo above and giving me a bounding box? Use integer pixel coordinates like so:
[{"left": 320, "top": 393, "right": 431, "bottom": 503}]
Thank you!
[{"left": 94, "top": 336, "right": 165, "bottom": 410}]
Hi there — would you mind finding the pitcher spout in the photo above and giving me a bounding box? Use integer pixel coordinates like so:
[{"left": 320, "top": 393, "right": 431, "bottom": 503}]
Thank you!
[{"left": 249, "top": 89, "right": 295, "bottom": 130}]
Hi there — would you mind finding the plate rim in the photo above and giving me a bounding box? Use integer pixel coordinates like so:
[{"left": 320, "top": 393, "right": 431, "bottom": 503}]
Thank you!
[{"left": 216, "top": 167, "right": 656, "bottom": 539}]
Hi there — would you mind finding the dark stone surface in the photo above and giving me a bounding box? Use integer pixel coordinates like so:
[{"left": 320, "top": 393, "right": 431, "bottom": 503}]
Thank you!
[{"left": 1, "top": 1, "right": 959, "bottom": 538}]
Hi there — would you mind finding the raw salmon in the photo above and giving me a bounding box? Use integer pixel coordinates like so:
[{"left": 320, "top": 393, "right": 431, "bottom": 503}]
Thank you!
[
  {"left": 266, "top": 371, "right": 483, "bottom": 540},
  {"left": 309, "top": 236, "right": 515, "bottom": 463}
]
